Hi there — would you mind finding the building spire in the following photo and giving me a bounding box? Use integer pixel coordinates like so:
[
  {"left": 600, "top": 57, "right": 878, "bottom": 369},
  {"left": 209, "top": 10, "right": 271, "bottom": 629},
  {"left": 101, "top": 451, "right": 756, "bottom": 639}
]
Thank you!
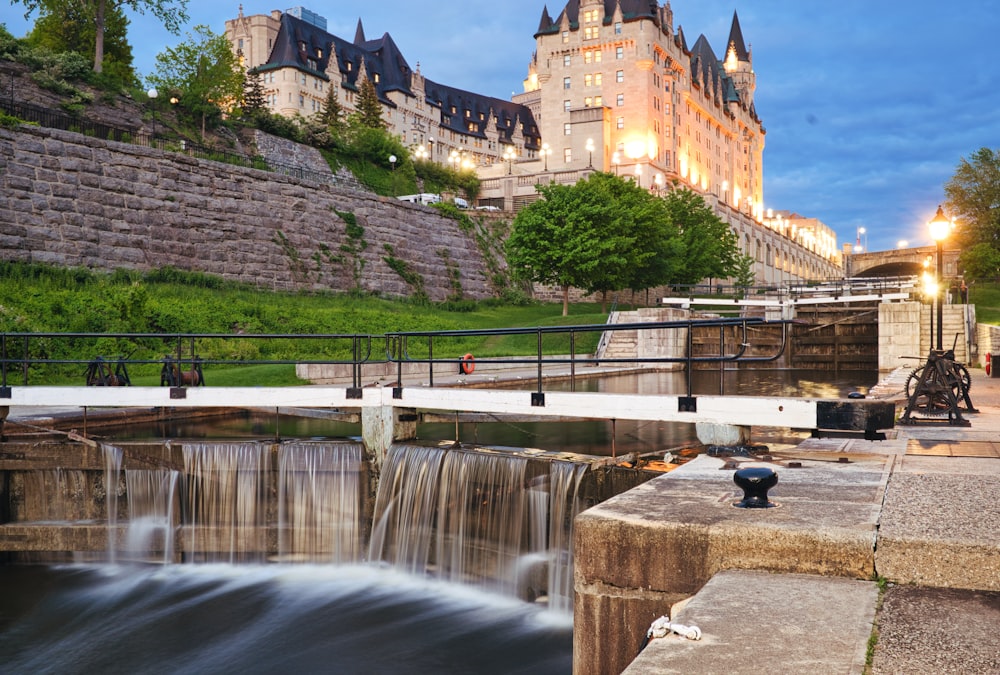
[
  {"left": 354, "top": 18, "right": 366, "bottom": 45},
  {"left": 726, "top": 11, "right": 750, "bottom": 62}
]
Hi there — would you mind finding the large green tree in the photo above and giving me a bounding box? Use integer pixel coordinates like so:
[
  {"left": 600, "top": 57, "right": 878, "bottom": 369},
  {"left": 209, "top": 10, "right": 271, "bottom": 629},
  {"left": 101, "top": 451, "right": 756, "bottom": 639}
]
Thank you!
[
  {"left": 944, "top": 147, "right": 1000, "bottom": 249},
  {"left": 147, "top": 24, "right": 243, "bottom": 140},
  {"left": 12, "top": 0, "right": 189, "bottom": 73},
  {"left": 25, "top": 0, "right": 135, "bottom": 83},
  {"left": 352, "top": 76, "right": 385, "bottom": 130},
  {"left": 661, "top": 187, "right": 742, "bottom": 285},
  {"left": 506, "top": 172, "right": 680, "bottom": 316}
]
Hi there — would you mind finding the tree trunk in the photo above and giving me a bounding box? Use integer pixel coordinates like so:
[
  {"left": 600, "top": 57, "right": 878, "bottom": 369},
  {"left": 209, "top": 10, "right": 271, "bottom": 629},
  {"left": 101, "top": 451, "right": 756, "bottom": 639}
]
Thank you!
[
  {"left": 601, "top": 290, "right": 608, "bottom": 314},
  {"left": 93, "top": 0, "right": 107, "bottom": 73},
  {"left": 562, "top": 284, "right": 570, "bottom": 317}
]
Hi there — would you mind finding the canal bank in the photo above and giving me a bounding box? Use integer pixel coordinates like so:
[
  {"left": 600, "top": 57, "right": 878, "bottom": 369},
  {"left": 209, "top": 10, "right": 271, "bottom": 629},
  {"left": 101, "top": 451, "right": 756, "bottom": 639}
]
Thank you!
[{"left": 609, "top": 365, "right": 1000, "bottom": 675}]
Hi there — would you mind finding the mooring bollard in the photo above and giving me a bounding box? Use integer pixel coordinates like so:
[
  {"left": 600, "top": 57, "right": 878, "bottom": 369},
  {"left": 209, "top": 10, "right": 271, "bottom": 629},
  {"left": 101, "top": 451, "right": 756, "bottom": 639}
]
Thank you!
[{"left": 733, "top": 466, "right": 778, "bottom": 508}]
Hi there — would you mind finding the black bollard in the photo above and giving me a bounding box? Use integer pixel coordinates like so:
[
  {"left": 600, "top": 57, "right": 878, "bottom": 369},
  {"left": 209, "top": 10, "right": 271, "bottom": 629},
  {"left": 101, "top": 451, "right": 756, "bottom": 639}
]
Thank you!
[{"left": 733, "top": 466, "right": 778, "bottom": 508}]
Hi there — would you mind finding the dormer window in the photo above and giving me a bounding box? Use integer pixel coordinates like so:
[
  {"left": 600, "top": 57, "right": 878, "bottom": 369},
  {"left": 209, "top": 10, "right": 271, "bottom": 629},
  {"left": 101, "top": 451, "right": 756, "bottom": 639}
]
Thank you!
[
  {"left": 346, "top": 61, "right": 352, "bottom": 71},
  {"left": 374, "top": 73, "right": 380, "bottom": 83}
]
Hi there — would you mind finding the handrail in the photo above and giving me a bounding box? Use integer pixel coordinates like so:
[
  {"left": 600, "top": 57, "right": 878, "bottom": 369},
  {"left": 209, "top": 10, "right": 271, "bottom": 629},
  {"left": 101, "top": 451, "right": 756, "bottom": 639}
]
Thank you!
[{"left": 1, "top": 319, "right": 795, "bottom": 395}]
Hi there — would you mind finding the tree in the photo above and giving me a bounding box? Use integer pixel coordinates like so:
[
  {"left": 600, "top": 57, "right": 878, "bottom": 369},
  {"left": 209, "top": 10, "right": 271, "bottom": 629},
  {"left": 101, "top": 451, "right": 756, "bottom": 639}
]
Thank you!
[
  {"left": 506, "top": 172, "right": 679, "bottom": 316},
  {"left": 13, "top": 0, "right": 189, "bottom": 73},
  {"left": 147, "top": 25, "right": 243, "bottom": 140},
  {"left": 242, "top": 68, "right": 266, "bottom": 117},
  {"left": 944, "top": 147, "right": 1000, "bottom": 248},
  {"left": 25, "top": 0, "right": 135, "bottom": 84},
  {"left": 352, "top": 76, "right": 385, "bottom": 130},
  {"left": 959, "top": 243, "right": 1000, "bottom": 282},
  {"left": 318, "top": 85, "right": 346, "bottom": 141},
  {"left": 662, "top": 187, "right": 742, "bottom": 286}
]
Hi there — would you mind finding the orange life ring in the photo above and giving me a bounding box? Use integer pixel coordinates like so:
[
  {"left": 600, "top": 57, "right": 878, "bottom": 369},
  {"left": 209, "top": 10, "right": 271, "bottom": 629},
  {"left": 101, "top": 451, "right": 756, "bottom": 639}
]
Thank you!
[
  {"left": 460, "top": 353, "right": 475, "bottom": 375},
  {"left": 986, "top": 353, "right": 992, "bottom": 377}
]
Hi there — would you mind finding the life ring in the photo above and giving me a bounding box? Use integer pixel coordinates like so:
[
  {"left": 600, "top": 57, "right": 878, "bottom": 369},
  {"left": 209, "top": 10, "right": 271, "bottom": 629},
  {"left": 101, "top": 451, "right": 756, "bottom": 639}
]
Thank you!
[
  {"left": 986, "top": 353, "right": 991, "bottom": 377},
  {"left": 460, "top": 353, "right": 475, "bottom": 375}
]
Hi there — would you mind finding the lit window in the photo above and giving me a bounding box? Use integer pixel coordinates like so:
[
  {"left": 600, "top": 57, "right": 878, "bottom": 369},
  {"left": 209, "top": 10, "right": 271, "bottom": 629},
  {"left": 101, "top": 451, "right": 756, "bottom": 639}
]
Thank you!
[
  {"left": 584, "top": 97, "right": 593, "bottom": 107},
  {"left": 562, "top": 31, "right": 569, "bottom": 43},
  {"left": 585, "top": 74, "right": 593, "bottom": 87},
  {"left": 594, "top": 73, "right": 602, "bottom": 86},
  {"left": 584, "top": 9, "right": 599, "bottom": 22},
  {"left": 594, "top": 50, "right": 602, "bottom": 63},
  {"left": 584, "top": 51, "right": 593, "bottom": 64},
  {"left": 584, "top": 26, "right": 597, "bottom": 40},
  {"left": 594, "top": 95, "right": 602, "bottom": 106},
  {"left": 373, "top": 73, "right": 380, "bottom": 83}
]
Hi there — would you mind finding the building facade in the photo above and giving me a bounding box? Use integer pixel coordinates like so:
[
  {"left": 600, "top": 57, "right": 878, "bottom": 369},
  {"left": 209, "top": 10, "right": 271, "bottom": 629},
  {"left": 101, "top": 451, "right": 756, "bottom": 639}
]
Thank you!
[{"left": 225, "top": 3, "right": 843, "bottom": 283}]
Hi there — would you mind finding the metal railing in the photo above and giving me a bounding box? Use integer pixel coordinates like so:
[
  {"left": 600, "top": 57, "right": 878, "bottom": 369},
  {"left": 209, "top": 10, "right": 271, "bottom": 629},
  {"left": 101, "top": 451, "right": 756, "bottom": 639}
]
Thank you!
[{"left": 1, "top": 317, "right": 794, "bottom": 399}]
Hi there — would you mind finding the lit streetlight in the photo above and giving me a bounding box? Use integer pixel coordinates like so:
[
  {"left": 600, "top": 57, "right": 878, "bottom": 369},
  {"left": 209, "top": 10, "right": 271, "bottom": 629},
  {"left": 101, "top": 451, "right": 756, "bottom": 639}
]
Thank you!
[
  {"left": 503, "top": 145, "right": 516, "bottom": 175},
  {"left": 856, "top": 226, "right": 867, "bottom": 252},
  {"left": 147, "top": 88, "right": 158, "bottom": 141},
  {"left": 928, "top": 205, "right": 951, "bottom": 351},
  {"left": 388, "top": 154, "right": 397, "bottom": 171},
  {"left": 654, "top": 172, "right": 664, "bottom": 194},
  {"left": 585, "top": 138, "right": 594, "bottom": 168},
  {"left": 634, "top": 163, "right": 642, "bottom": 188},
  {"left": 897, "top": 240, "right": 909, "bottom": 249},
  {"left": 541, "top": 142, "right": 551, "bottom": 172},
  {"left": 414, "top": 144, "right": 429, "bottom": 161},
  {"left": 611, "top": 151, "right": 620, "bottom": 175}
]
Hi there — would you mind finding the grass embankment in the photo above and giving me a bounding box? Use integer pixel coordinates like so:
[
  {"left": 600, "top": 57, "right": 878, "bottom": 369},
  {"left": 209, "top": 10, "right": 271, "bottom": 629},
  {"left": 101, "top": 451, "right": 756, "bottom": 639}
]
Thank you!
[
  {"left": 969, "top": 282, "right": 1000, "bottom": 326},
  {"left": 0, "top": 262, "right": 609, "bottom": 385}
]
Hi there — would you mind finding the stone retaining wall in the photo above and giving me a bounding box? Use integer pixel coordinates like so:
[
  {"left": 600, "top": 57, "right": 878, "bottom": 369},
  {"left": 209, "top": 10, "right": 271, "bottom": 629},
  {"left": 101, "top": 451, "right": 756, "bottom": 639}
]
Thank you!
[{"left": 0, "top": 125, "right": 494, "bottom": 300}]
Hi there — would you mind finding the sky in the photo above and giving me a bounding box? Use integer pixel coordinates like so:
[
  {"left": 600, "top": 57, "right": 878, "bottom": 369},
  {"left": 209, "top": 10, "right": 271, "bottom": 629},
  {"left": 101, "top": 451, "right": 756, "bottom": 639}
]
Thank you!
[{"left": 4, "top": 0, "right": 1000, "bottom": 253}]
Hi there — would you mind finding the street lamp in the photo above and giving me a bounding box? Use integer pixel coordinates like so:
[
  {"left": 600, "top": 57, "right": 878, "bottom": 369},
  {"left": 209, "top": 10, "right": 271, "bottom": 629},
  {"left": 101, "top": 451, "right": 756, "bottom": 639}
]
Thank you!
[
  {"left": 449, "top": 149, "right": 461, "bottom": 172},
  {"left": 388, "top": 154, "right": 397, "bottom": 171},
  {"left": 929, "top": 205, "right": 951, "bottom": 351},
  {"left": 541, "top": 142, "right": 551, "bottom": 172},
  {"left": 654, "top": 172, "right": 664, "bottom": 194},
  {"left": 414, "top": 145, "right": 429, "bottom": 161},
  {"left": 585, "top": 138, "right": 594, "bottom": 168},
  {"left": 612, "top": 151, "right": 620, "bottom": 175},
  {"left": 634, "top": 163, "right": 642, "bottom": 188},
  {"left": 147, "top": 88, "right": 158, "bottom": 141},
  {"left": 503, "top": 145, "right": 516, "bottom": 175}
]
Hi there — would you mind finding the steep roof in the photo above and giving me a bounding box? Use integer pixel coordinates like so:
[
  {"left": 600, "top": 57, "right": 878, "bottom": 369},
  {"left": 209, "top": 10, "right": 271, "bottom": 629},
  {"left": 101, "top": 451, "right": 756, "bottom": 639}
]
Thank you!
[
  {"left": 259, "top": 12, "right": 539, "bottom": 142},
  {"left": 535, "top": 0, "right": 662, "bottom": 37},
  {"left": 726, "top": 11, "right": 750, "bottom": 62}
]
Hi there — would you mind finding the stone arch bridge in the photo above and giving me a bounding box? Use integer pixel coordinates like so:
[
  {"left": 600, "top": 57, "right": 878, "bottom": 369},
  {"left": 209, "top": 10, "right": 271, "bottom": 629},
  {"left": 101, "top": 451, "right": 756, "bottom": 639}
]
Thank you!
[{"left": 846, "top": 246, "right": 962, "bottom": 280}]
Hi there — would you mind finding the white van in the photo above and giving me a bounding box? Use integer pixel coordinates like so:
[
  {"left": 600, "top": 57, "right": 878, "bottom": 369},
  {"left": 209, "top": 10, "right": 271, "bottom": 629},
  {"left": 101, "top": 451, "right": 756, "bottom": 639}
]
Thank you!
[
  {"left": 453, "top": 197, "right": 469, "bottom": 209},
  {"left": 397, "top": 193, "right": 441, "bottom": 205}
]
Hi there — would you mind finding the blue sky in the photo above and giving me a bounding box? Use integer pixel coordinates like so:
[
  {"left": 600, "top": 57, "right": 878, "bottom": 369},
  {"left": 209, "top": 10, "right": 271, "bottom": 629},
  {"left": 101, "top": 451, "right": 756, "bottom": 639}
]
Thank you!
[{"left": 4, "top": 1, "right": 999, "bottom": 252}]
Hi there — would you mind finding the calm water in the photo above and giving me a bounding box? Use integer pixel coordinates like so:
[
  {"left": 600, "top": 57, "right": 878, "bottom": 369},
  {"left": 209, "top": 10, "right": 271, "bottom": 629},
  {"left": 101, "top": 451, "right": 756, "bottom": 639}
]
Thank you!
[{"left": 0, "top": 369, "right": 875, "bottom": 674}]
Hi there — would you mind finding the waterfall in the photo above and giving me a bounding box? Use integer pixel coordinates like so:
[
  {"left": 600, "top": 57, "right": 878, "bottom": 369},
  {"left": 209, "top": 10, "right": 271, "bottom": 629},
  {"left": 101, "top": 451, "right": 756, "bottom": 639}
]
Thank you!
[
  {"left": 277, "top": 442, "right": 364, "bottom": 563},
  {"left": 370, "top": 444, "right": 588, "bottom": 609},
  {"left": 123, "top": 469, "right": 179, "bottom": 564},
  {"left": 103, "top": 445, "right": 123, "bottom": 563},
  {"left": 181, "top": 442, "right": 271, "bottom": 563}
]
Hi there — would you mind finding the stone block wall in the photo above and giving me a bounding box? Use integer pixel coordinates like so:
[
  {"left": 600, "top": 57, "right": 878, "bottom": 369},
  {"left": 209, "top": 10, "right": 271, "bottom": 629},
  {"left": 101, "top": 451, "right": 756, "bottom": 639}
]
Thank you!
[
  {"left": 0, "top": 126, "right": 495, "bottom": 301},
  {"left": 879, "top": 301, "right": 974, "bottom": 371}
]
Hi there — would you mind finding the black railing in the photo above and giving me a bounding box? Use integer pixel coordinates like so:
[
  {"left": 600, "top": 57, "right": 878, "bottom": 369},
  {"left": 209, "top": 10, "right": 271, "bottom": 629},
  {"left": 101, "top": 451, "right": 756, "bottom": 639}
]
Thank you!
[{"left": 0, "top": 317, "right": 793, "bottom": 398}]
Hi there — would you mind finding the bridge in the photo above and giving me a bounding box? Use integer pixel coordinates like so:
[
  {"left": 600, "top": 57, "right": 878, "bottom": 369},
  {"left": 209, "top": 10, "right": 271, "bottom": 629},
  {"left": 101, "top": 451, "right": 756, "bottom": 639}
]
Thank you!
[
  {"left": 0, "top": 320, "right": 896, "bottom": 459},
  {"left": 845, "top": 245, "right": 961, "bottom": 279}
]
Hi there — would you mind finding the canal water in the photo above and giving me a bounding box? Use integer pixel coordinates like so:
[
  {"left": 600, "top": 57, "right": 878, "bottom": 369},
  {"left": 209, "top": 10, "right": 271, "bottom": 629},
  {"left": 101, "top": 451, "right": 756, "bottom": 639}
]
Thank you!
[{"left": 0, "top": 369, "right": 876, "bottom": 674}]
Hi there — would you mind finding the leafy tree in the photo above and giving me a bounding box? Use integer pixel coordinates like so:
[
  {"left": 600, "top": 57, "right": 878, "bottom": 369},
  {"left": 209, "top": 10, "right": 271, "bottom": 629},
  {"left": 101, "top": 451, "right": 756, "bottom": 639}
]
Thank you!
[
  {"left": 147, "top": 24, "right": 243, "bottom": 140},
  {"left": 662, "top": 187, "right": 742, "bottom": 285},
  {"left": 25, "top": 0, "right": 136, "bottom": 85},
  {"left": 732, "top": 253, "right": 757, "bottom": 298},
  {"left": 959, "top": 243, "right": 1000, "bottom": 282},
  {"left": 12, "top": 0, "right": 189, "bottom": 73},
  {"left": 352, "top": 76, "right": 385, "bottom": 130},
  {"left": 944, "top": 147, "right": 1000, "bottom": 248},
  {"left": 506, "top": 172, "right": 679, "bottom": 316}
]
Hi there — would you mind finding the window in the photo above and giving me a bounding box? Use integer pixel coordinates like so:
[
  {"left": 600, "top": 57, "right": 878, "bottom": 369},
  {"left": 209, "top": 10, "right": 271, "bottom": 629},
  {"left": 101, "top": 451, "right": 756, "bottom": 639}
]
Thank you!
[
  {"left": 564, "top": 148, "right": 573, "bottom": 163},
  {"left": 584, "top": 96, "right": 593, "bottom": 107},
  {"left": 585, "top": 74, "right": 592, "bottom": 87},
  {"left": 373, "top": 73, "right": 380, "bottom": 83},
  {"left": 617, "top": 70, "right": 624, "bottom": 83},
  {"left": 584, "top": 9, "right": 599, "bottom": 22},
  {"left": 564, "top": 77, "right": 571, "bottom": 89},
  {"left": 616, "top": 93, "right": 624, "bottom": 106},
  {"left": 564, "top": 122, "right": 572, "bottom": 135},
  {"left": 616, "top": 47, "right": 624, "bottom": 60},
  {"left": 562, "top": 31, "right": 569, "bottom": 43},
  {"left": 616, "top": 116, "right": 624, "bottom": 129},
  {"left": 594, "top": 95, "right": 602, "bottom": 106},
  {"left": 594, "top": 73, "right": 602, "bottom": 86},
  {"left": 564, "top": 55, "right": 571, "bottom": 67},
  {"left": 584, "top": 26, "right": 598, "bottom": 40},
  {"left": 614, "top": 22, "right": 622, "bottom": 34},
  {"left": 564, "top": 99, "right": 572, "bottom": 112}
]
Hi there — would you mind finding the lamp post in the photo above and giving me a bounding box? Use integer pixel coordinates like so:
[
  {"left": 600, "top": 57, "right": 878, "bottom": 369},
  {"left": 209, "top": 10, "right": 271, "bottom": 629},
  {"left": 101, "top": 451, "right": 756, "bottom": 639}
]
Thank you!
[
  {"left": 414, "top": 145, "right": 428, "bottom": 161},
  {"left": 388, "top": 154, "right": 397, "bottom": 171},
  {"left": 585, "top": 138, "right": 594, "bottom": 168},
  {"left": 541, "top": 142, "right": 551, "bottom": 172},
  {"left": 449, "top": 149, "right": 460, "bottom": 172},
  {"left": 855, "top": 226, "right": 866, "bottom": 253},
  {"left": 634, "top": 163, "right": 642, "bottom": 188},
  {"left": 147, "top": 88, "right": 158, "bottom": 141},
  {"left": 612, "top": 151, "right": 620, "bottom": 175},
  {"left": 654, "top": 172, "right": 664, "bottom": 194},
  {"left": 503, "top": 145, "right": 516, "bottom": 175},
  {"left": 929, "top": 205, "right": 951, "bottom": 351}
]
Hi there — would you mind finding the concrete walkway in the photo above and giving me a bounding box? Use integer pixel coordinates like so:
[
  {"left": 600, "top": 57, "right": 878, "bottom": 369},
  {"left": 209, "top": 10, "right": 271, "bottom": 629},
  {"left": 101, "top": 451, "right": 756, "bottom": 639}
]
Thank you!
[{"left": 615, "top": 365, "right": 1000, "bottom": 674}]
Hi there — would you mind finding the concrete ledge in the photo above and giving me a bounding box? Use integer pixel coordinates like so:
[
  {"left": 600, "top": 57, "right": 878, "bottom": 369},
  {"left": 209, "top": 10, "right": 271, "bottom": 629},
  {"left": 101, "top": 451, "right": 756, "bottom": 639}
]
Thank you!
[
  {"left": 573, "top": 453, "right": 889, "bottom": 675},
  {"left": 624, "top": 570, "right": 877, "bottom": 674},
  {"left": 876, "top": 456, "right": 1000, "bottom": 590}
]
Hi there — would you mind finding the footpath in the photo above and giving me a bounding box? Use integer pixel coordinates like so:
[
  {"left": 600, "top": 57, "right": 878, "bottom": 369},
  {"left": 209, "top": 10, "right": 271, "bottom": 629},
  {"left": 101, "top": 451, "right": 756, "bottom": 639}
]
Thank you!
[{"left": 620, "top": 366, "right": 1000, "bottom": 675}]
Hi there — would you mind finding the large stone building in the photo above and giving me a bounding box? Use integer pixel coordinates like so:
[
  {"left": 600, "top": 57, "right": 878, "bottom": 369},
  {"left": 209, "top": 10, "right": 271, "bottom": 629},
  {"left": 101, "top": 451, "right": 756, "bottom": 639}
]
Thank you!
[{"left": 225, "top": 3, "right": 843, "bottom": 283}]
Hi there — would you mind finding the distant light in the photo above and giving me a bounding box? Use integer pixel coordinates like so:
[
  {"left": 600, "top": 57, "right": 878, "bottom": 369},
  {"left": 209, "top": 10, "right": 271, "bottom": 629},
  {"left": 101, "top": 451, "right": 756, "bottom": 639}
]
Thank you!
[
  {"left": 897, "top": 240, "right": 909, "bottom": 248},
  {"left": 147, "top": 88, "right": 158, "bottom": 99}
]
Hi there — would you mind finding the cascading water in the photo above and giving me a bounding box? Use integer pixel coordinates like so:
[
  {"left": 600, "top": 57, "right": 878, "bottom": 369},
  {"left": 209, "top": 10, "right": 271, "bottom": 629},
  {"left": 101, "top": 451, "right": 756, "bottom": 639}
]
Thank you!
[
  {"left": 277, "top": 442, "right": 363, "bottom": 563},
  {"left": 123, "top": 468, "right": 179, "bottom": 564},
  {"left": 369, "top": 443, "right": 588, "bottom": 608}
]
